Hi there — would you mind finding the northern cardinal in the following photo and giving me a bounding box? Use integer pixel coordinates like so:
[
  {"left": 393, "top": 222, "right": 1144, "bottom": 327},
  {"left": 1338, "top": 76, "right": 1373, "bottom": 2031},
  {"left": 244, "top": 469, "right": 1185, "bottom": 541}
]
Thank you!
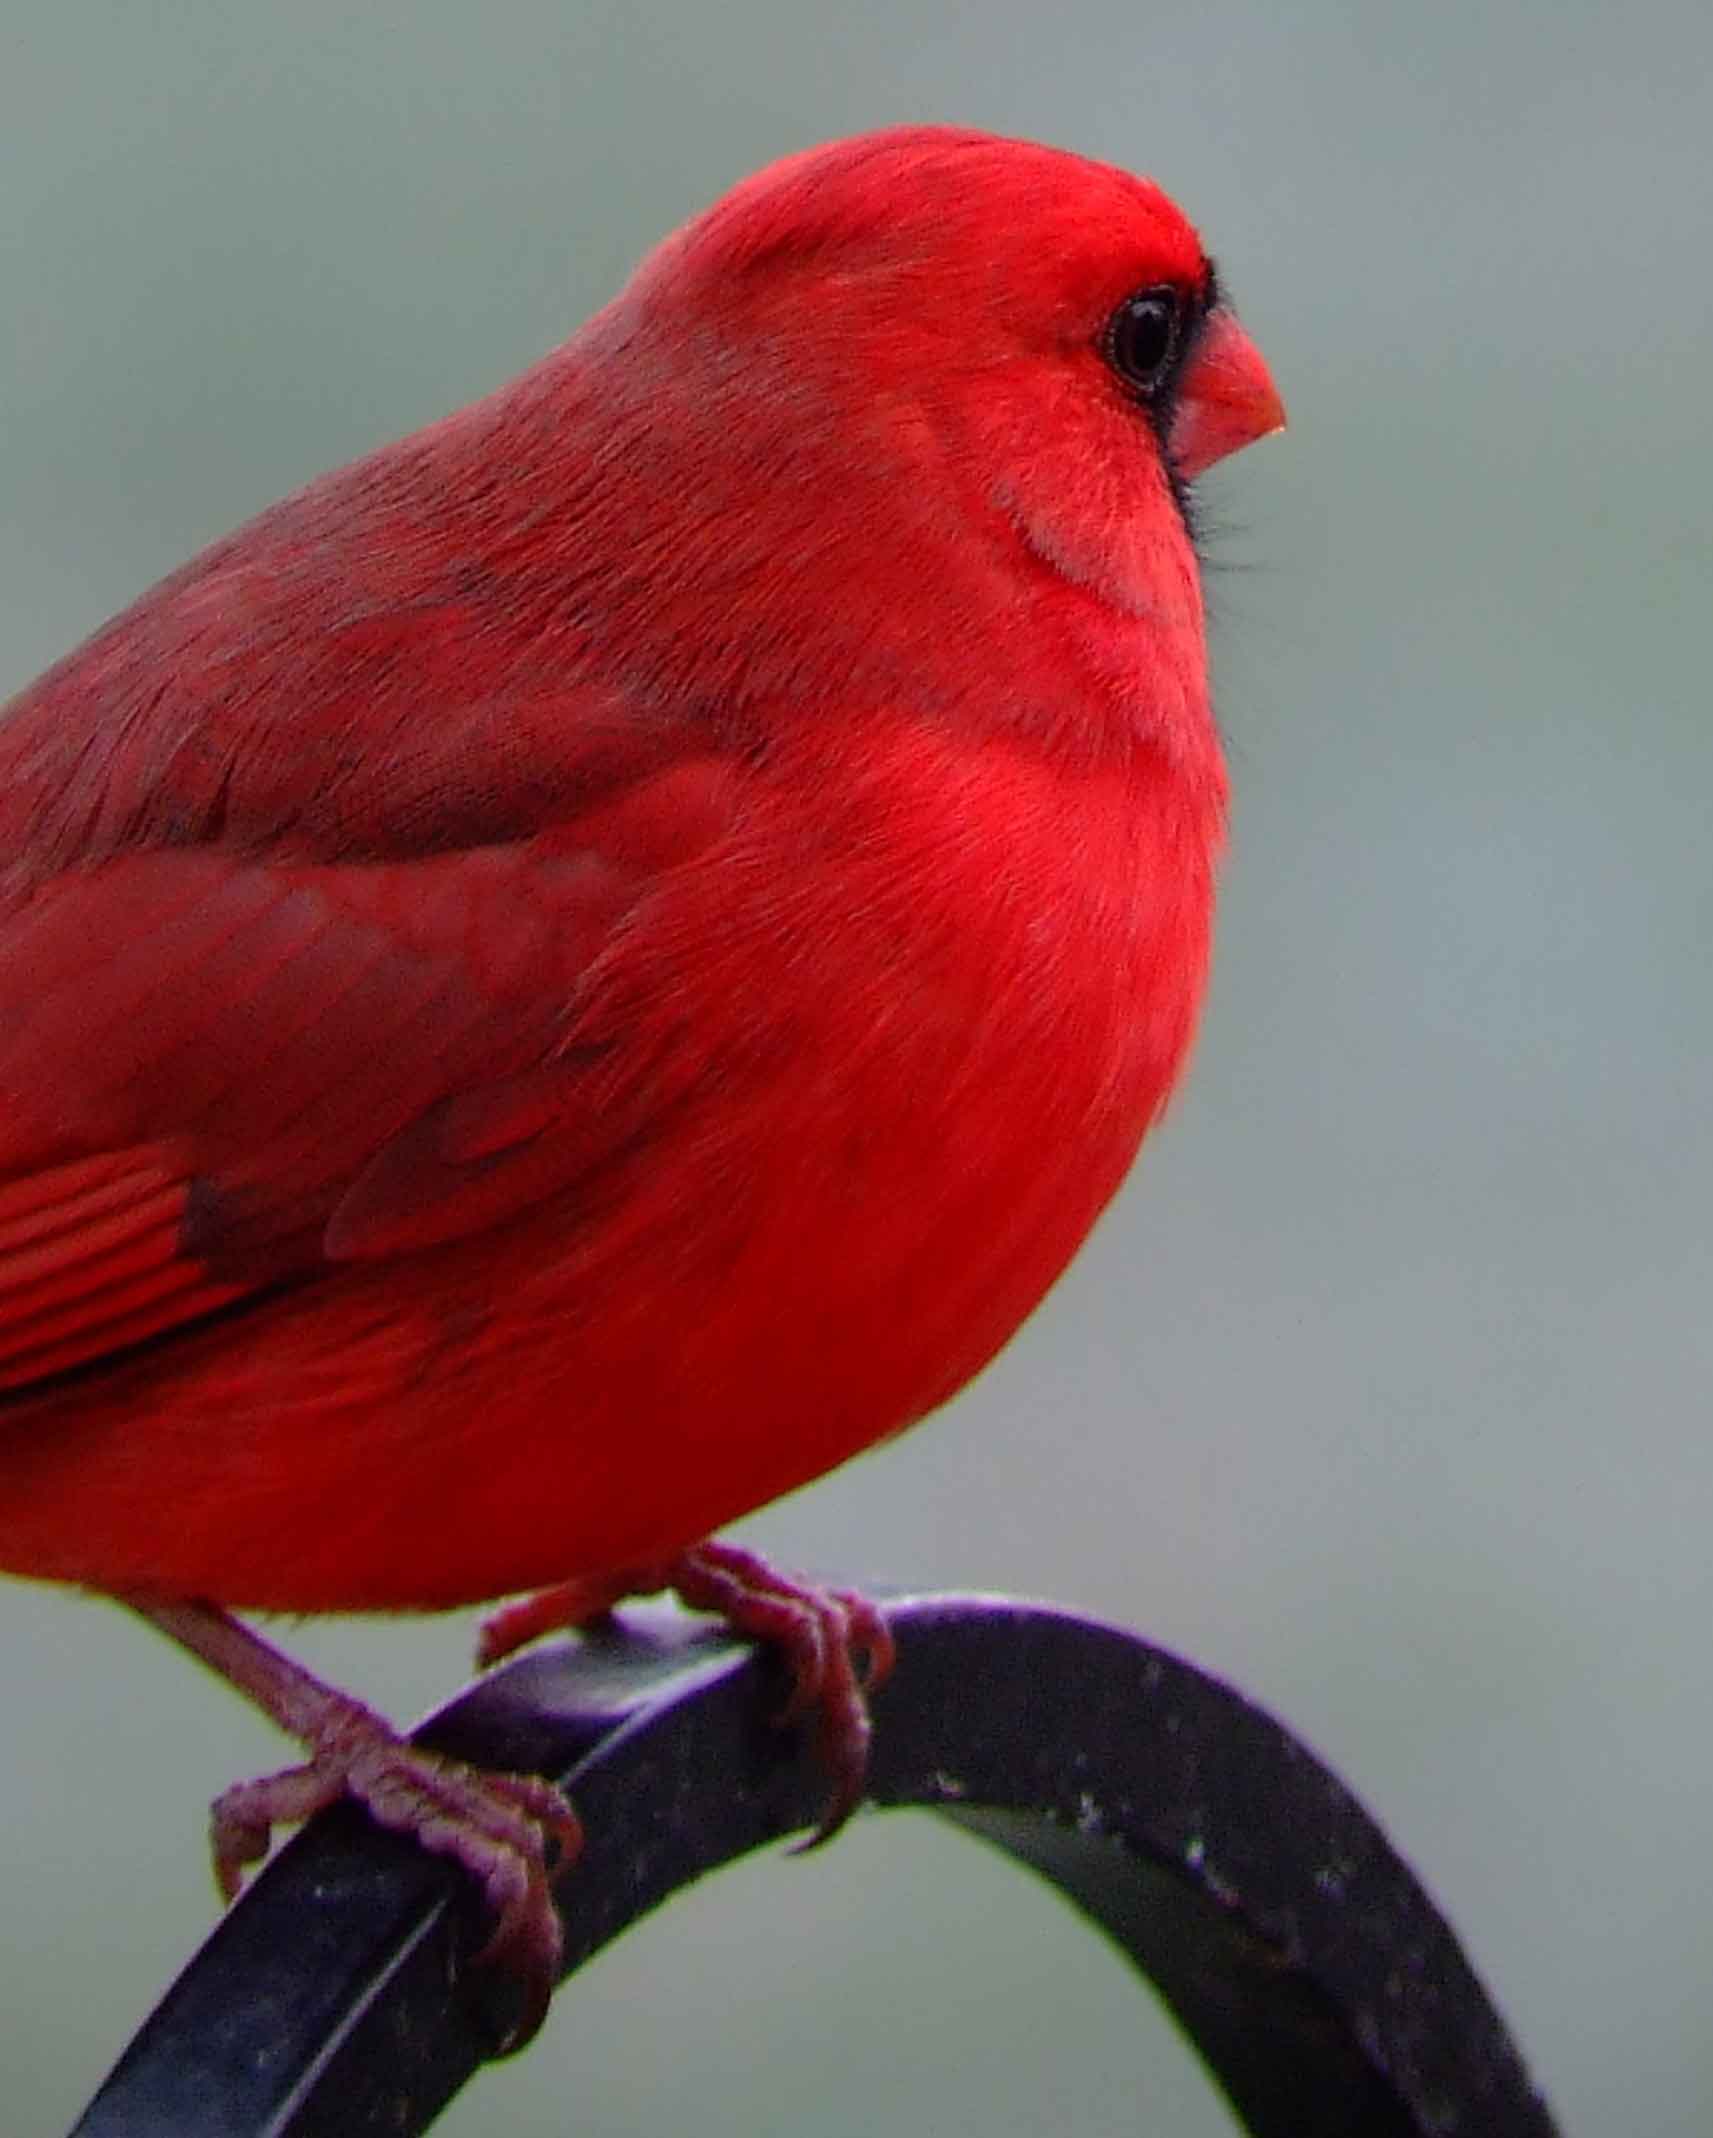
[{"left": 0, "top": 127, "right": 1282, "bottom": 2040}]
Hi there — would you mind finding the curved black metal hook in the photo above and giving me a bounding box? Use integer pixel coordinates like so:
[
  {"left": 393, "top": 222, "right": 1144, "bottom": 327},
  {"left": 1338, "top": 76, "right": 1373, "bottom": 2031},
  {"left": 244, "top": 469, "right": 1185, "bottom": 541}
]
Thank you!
[{"left": 70, "top": 1592, "right": 1560, "bottom": 2137}]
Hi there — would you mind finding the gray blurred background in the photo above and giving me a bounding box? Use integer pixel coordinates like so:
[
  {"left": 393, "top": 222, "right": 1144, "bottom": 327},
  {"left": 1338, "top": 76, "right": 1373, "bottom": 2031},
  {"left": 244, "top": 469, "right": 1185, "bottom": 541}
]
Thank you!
[{"left": 2, "top": 2, "right": 1708, "bottom": 2132}]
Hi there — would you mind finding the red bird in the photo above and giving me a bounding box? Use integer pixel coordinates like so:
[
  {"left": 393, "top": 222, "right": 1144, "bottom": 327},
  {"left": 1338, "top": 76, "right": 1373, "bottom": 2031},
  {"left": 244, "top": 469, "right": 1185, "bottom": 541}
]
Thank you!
[{"left": 0, "top": 127, "right": 1281, "bottom": 2036}]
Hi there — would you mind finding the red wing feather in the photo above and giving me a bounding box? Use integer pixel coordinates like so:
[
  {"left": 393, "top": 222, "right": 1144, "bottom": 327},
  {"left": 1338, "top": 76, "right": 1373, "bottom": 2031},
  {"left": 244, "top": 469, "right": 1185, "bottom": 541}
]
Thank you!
[
  {"left": 0, "top": 1150, "right": 243, "bottom": 1393},
  {"left": 0, "top": 759, "right": 735, "bottom": 1397},
  {"left": 0, "top": 315, "right": 746, "bottom": 1409}
]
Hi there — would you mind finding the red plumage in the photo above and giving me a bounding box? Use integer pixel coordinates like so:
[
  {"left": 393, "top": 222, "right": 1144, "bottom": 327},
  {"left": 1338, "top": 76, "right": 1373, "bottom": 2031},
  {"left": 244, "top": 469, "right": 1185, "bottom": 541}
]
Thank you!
[{"left": 0, "top": 126, "right": 1282, "bottom": 2017}]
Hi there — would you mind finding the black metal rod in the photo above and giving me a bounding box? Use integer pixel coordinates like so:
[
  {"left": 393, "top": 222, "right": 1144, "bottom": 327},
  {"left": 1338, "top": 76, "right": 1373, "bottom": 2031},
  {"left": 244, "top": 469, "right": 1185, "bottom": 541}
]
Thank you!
[{"left": 69, "top": 1592, "right": 1560, "bottom": 2137}]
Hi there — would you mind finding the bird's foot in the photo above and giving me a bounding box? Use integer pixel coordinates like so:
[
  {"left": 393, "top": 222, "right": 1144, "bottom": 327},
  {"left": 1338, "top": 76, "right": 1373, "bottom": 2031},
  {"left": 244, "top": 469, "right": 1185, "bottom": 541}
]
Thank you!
[
  {"left": 211, "top": 1698, "right": 580, "bottom": 2046},
  {"left": 478, "top": 1540, "right": 894, "bottom": 1845},
  {"left": 131, "top": 1599, "right": 580, "bottom": 2050},
  {"left": 213, "top": 1694, "right": 579, "bottom": 1923}
]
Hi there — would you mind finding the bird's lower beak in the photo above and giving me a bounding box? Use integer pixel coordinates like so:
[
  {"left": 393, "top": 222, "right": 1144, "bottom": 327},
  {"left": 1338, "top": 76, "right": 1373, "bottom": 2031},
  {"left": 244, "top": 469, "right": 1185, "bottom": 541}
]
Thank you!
[{"left": 1168, "top": 310, "right": 1286, "bottom": 480}]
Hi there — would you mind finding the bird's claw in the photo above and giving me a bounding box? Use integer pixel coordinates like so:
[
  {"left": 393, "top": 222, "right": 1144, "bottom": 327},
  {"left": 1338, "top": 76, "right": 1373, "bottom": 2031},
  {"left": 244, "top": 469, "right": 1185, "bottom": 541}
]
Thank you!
[
  {"left": 207, "top": 1703, "right": 580, "bottom": 2052},
  {"left": 480, "top": 1540, "right": 894, "bottom": 1849}
]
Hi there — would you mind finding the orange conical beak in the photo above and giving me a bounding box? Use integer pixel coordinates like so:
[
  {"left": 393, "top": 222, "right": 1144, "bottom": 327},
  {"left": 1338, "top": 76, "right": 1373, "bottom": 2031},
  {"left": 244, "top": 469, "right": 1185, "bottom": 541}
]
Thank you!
[{"left": 1168, "top": 309, "right": 1286, "bottom": 479}]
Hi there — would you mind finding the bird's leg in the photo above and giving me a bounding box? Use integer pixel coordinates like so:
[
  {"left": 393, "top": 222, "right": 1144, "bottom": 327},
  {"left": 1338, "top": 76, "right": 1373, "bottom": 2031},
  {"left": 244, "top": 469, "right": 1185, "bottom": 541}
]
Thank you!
[
  {"left": 130, "top": 1597, "right": 580, "bottom": 2048},
  {"left": 476, "top": 1541, "right": 895, "bottom": 1846}
]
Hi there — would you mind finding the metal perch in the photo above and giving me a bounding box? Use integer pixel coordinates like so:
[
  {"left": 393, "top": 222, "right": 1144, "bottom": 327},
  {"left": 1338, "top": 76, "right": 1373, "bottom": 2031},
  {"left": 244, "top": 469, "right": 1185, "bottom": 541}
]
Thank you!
[{"left": 71, "top": 1591, "right": 1560, "bottom": 2137}]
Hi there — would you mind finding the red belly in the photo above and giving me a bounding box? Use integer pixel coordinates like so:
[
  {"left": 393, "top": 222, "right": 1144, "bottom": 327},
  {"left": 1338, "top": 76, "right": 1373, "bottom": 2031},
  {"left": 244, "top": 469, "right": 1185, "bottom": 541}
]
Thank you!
[{"left": 0, "top": 736, "right": 1216, "bottom": 1610}]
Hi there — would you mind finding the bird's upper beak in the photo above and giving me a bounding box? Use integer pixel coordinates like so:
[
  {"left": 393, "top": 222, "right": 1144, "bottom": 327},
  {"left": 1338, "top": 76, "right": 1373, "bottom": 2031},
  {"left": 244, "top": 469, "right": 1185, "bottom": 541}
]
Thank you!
[{"left": 1168, "top": 310, "right": 1286, "bottom": 480}]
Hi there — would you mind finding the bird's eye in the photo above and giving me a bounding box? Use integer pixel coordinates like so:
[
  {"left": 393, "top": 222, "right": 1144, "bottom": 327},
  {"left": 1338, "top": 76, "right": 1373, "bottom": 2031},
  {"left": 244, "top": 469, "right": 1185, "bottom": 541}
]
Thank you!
[{"left": 1105, "top": 287, "right": 1183, "bottom": 397}]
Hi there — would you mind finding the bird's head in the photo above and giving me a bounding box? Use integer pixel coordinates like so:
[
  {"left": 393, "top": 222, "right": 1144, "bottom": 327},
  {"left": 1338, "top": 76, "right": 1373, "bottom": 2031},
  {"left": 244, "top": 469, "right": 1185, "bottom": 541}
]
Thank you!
[
  {"left": 632, "top": 128, "right": 1278, "bottom": 546},
  {"left": 559, "top": 128, "right": 1283, "bottom": 731}
]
